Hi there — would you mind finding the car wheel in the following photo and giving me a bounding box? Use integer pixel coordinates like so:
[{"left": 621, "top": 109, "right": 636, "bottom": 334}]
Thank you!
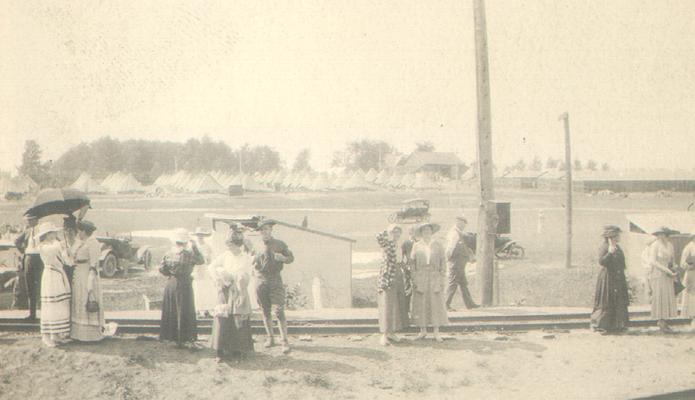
[
  {"left": 101, "top": 253, "right": 118, "bottom": 278},
  {"left": 510, "top": 245, "right": 525, "bottom": 259},
  {"left": 142, "top": 249, "right": 152, "bottom": 270}
]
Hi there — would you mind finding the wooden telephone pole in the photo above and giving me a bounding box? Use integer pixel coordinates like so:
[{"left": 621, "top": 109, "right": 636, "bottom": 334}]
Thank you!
[
  {"left": 559, "top": 112, "right": 572, "bottom": 269},
  {"left": 473, "top": 0, "right": 496, "bottom": 306}
]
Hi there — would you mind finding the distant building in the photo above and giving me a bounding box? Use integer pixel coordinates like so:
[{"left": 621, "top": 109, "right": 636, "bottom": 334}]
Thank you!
[
  {"left": 535, "top": 169, "right": 695, "bottom": 193},
  {"left": 391, "top": 151, "right": 466, "bottom": 179}
]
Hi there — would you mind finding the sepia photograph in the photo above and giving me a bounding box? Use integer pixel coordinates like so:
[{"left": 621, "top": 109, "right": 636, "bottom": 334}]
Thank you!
[{"left": 0, "top": 1, "right": 694, "bottom": 399}]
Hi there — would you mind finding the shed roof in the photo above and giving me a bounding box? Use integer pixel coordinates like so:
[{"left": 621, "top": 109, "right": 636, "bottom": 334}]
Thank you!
[
  {"left": 626, "top": 212, "right": 695, "bottom": 235},
  {"left": 204, "top": 213, "right": 356, "bottom": 243},
  {"left": 398, "top": 151, "right": 463, "bottom": 168}
]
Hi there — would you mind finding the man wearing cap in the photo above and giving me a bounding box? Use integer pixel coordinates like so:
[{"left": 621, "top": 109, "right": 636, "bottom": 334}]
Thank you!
[
  {"left": 444, "top": 214, "right": 479, "bottom": 310},
  {"left": 14, "top": 215, "right": 43, "bottom": 320},
  {"left": 253, "top": 219, "right": 294, "bottom": 354}
]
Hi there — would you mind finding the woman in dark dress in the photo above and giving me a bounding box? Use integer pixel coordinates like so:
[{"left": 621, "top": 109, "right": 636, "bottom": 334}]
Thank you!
[
  {"left": 590, "top": 225, "right": 630, "bottom": 334},
  {"left": 159, "top": 228, "right": 205, "bottom": 347}
]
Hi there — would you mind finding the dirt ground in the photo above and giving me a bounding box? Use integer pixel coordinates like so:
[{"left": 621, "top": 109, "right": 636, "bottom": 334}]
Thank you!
[{"left": 1, "top": 328, "right": 694, "bottom": 400}]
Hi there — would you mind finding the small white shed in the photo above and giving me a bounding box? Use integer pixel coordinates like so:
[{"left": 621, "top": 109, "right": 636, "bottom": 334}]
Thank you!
[{"left": 205, "top": 214, "right": 355, "bottom": 309}]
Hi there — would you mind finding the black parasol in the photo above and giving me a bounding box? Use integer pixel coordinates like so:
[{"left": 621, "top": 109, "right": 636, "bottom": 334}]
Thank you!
[{"left": 24, "top": 188, "right": 91, "bottom": 219}]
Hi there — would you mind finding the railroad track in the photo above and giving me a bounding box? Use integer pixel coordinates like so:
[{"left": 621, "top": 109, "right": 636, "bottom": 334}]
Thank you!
[{"left": 0, "top": 311, "right": 689, "bottom": 335}]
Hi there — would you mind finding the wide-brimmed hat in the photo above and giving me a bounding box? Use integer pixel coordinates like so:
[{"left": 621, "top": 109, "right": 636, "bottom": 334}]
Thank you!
[
  {"left": 193, "top": 227, "right": 211, "bottom": 237},
  {"left": 172, "top": 228, "right": 190, "bottom": 244},
  {"left": 77, "top": 220, "right": 97, "bottom": 234},
  {"left": 256, "top": 218, "right": 277, "bottom": 231},
  {"left": 415, "top": 222, "right": 440, "bottom": 235},
  {"left": 601, "top": 225, "right": 622, "bottom": 238},
  {"left": 386, "top": 224, "right": 402, "bottom": 233},
  {"left": 36, "top": 221, "right": 62, "bottom": 240},
  {"left": 652, "top": 226, "right": 678, "bottom": 236},
  {"left": 455, "top": 214, "right": 468, "bottom": 223}
]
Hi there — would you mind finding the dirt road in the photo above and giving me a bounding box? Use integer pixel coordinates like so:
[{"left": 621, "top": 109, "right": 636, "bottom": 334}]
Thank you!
[{"left": 1, "top": 328, "right": 694, "bottom": 400}]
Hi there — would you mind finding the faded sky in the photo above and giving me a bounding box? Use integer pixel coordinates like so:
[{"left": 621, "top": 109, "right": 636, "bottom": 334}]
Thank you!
[{"left": 1, "top": 1, "right": 694, "bottom": 172}]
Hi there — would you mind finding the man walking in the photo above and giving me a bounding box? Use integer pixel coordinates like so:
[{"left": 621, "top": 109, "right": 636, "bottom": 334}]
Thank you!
[
  {"left": 253, "top": 218, "right": 294, "bottom": 354},
  {"left": 445, "top": 214, "right": 479, "bottom": 311},
  {"left": 14, "top": 215, "right": 43, "bottom": 320}
]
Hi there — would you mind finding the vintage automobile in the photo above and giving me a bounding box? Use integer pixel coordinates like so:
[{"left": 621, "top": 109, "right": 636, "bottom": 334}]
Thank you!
[
  {"left": 388, "top": 198, "right": 431, "bottom": 223},
  {"left": 462, "top": 232, "right": 526, "bottom": 260},
  {"left": 97, "top": 234, "right": 153, "bottom": 278},
  {"left": 0, "top": 241, "right": 19, "bottom": 308}
]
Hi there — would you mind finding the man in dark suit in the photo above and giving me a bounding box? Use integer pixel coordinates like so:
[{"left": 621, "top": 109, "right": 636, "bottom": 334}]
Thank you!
[
  {"left": 445, "top": 214, "right": 479, "bottom": 311},
  {"left": 15, "top": 215, "right": 43, "bottom": 320}
]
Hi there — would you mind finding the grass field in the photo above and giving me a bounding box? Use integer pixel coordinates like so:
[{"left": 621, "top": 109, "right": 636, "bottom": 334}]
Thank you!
[{"left": 1, "top": 188, "right": 693, "bottom": 311}]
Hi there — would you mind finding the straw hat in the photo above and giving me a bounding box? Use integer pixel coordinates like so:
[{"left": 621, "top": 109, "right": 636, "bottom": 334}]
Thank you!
[
  {"left": 415, "top": 222, "right": 440, "bottom": 235},
  {"left": 36, "top": 221, "right": 61, "bottom": 240},
  {"left": 601, "top": 225, "right": 622, "bottom": 238},
  {"left": 193, "top": 227, "right": 211, "bottom": 237},
  {"left": 172, "top": 228, "right": 190, "bottom": 244},
  {"left": 386, "top": 224, "right": 402, "bottom": 233},
  {"left": 455, "top": 213, "right": 468, "bottom": 223}
]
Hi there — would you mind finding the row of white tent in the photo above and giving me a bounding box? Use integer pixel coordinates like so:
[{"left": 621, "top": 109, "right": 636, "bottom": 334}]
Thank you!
[
  {"left": 68, "top": 168, "right": 446, "bottom": 195},
  {"left": 70, "top": 172, "right": 145, "bottom": 194},
  {"left": 0, "top": 174, "right": 38, "bottom": 198}
]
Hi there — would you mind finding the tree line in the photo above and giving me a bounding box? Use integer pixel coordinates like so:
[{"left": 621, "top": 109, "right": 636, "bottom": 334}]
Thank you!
[
  {"left": 18, "top": 137, "right": 441, "bottom": 188},
  {"left": 16, "top": 136, "right": 609, "bottom": 189}
]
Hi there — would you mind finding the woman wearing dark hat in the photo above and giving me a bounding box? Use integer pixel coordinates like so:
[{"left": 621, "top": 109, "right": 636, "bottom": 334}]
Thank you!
[
  {"left": 590, "top": 225, "right": 629, "bottom": 334},
  {"left": 646, "top": 226, "right": 678, "bottom": 333},
  {"left": 409, "top": 222, "right": 448, "bottom": 341},
  {"left": 159, "top": 228, "right": 205, "bottom": 347},
  {"left": 209, "top": 225, "right": 255, "bottom": 361},
  {"left": 70, "top": 220, "right": 104, "bottom": 342},
  {"left": 376, "top": 224, "right": 409, "bottom": 346}
]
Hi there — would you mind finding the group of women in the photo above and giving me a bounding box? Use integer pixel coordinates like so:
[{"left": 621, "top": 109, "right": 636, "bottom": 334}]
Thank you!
[
  {"left": 157, "top": 224, "right": 256, "bottom": 361},
  {"left": 591, "top": 225, "right": 695, "bottom": 334},
  {"left": 376, "top": 222, "right": 449, "bottom": 345},
  {"left": 33, "top": 219, "right": 104, "bottom": 347}
]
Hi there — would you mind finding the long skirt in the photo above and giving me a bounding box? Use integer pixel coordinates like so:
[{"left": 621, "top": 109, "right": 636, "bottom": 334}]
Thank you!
[
  {"left": 70, "top": 262, "right": 104, "bottom": 341},
  {"left": 410, "top": 270, "right": 449, "bottom": 328},
  {"left": 193, "top": 265, "right": 217, "bottom": 313},
  {"left": 40, "top": 265, "right": 71, "bottom": 335},
  {"left": 681, "top": 271, "right": 695, "bottom": 318},
  {"left": 650, "top": 275, "right": 677, "bottom": 320},
  {"left": 210, "top": 315, "right": 254, "bottom": 354},
  {"left": 377, "top": 267, "right": 409, "bottom": 333},
  {"left": 160, "top": 276, "right": 197, "bottom": 343},
  {"left": 590, "top": 267, "right": 629, "bottom": 331}
]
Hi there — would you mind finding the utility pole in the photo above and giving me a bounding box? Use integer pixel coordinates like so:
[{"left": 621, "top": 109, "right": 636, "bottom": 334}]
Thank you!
[
  {"left": 559, "top": 112, "right": 572, "bottom": 269},
  {"left": 239, "top": 147, "right": 243, "bottom": 175},
  {"left": 473, "top": 0, "right": 496, "bottom": 306}
]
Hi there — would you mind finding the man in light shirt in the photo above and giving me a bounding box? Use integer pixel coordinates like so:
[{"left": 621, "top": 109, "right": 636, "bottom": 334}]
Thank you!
[{"left": 445, "top": 214, "right": 479, "bottom": 311}]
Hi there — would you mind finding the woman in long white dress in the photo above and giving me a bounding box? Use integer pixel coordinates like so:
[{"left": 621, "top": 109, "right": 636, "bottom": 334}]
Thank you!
[
  {"left": 191, "top": 228, "right": 217, "bottom": 317},
  {"left": 410, "top": 223, "right": 448, "bottom": 341},
  {"left": 209, "top": 225, "right": 255, "bottom": 361},
  {"left": 37, "top": 222, "right": 73, "bottom": 347},
  {"left": 70, "top": 220, "right": 104, "bottom": 342},
  {"left": 680, "top": 231, "right": 695, "bottom": 329},
  {"left": 646, "top": 227, "right": 678, "bottom": 333}
]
